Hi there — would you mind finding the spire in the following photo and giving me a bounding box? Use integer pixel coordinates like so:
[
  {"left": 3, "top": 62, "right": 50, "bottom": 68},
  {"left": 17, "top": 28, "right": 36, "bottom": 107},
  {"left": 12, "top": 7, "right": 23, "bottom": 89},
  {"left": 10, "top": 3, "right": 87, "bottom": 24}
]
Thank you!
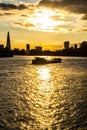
[{"left": 6, "top": 31, "right": 11, "bottom": 50}]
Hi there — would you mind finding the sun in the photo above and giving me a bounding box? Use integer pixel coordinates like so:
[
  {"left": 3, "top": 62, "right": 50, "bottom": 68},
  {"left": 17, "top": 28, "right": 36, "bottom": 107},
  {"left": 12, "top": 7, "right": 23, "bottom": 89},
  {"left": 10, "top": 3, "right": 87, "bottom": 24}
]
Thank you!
[
  {"left": 37, "top": 9, "right": 53, "bottom": 30},
  {"left": 28, "top": 8, "right": 57, "bottom": 32}
]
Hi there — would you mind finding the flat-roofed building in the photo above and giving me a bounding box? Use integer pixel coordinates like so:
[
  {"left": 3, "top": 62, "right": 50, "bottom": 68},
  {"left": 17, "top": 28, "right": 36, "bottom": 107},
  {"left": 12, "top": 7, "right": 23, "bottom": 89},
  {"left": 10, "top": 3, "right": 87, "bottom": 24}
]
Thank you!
[
  {"left": 64, "top": 41, "right": 69, "bottom": 49},
  {"left": 35, "top": 46, "right": 42, "bottom": 52},
  {"left": 26, "top": 44, "right": 30, "bottom": 51}
]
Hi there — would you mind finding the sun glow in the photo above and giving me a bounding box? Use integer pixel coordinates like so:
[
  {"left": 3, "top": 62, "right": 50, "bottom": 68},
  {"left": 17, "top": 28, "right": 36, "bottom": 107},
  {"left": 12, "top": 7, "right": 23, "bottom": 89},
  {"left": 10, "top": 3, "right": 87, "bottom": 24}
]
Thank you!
[{"left": 29, "top": 9, "right": 57, "bottom": 32}]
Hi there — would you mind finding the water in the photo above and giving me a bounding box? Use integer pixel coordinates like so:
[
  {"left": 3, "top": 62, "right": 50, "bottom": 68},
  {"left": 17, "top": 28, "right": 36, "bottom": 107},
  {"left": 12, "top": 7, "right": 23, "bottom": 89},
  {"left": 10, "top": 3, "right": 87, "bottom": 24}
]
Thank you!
[{"left": 0, "top": 56, "right": 87, "bottom": 130}]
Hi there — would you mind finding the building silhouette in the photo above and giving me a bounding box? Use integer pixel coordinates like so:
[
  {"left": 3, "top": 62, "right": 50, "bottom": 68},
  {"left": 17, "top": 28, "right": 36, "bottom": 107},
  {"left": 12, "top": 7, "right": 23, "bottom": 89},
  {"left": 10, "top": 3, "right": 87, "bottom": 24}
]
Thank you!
[
  {"left": 74, "top": 44, "right": 77, "bottom": 49},
  {"left": 80, "top": 41, "right": 87, "bottom": 49},
  {"left": 26, "top": 44, "right": 30, "bottom": 55},
  {"left": 35, "top": 46, "right": 42, "bottom": 52},
  {"left": 0, "top": 31, "right": 13, "bottom": 57},
  {"left": 6, "top": 31, "right": 11, "bottom": 50},
  {"left": 64, "top": 41, "right": 69, "bottom": 49},
  {"left": 26, "top": 44, "right": 30, "bottom": 51}
]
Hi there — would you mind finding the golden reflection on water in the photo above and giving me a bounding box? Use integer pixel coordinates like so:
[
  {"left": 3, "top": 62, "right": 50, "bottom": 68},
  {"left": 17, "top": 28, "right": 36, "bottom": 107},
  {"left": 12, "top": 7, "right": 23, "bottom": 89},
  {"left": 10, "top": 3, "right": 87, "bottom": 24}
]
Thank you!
[
  {"left": 37, "top": 66, "right": 54, "bottom": 93},
  {"left": 22, "top": 66, "right": 63, "bottom": 129},
  {"left": 37, "top": 67, "right": 50, "bottom": 80},
  {"left": 21, "top": 65, "right": 65, "bottom": 129},
  {"left": 34, "top": 66, "right": 55, "bottom": 129}
]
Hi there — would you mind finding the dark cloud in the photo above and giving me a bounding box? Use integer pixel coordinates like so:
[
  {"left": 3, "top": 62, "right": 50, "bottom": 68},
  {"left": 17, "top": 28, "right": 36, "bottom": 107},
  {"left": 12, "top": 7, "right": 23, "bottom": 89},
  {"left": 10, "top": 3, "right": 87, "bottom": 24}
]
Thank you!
[
  {"left": 21, "top": 14, "right": 28, "bottom": 17},
  {"left": 0, "top": 3, "right": 27, "bottom": 10},
  {"left": 13, "top": 22, "right": 34, "bottom": 28},
  {"left": 0, "top": 11, "right": 16, "bottom": 17},
  {"left": 81, "top": 29, "right": 87, "bottom": 32},
  {"left": 18, "top": 4, "right": 27, "bottom": 10},
  {"left": 0, "top": 12, "right": 14, "bottom": 17},
  {"left": 4, "top": 12, "right": 14, "bottom": 15},
  {"left": 0, "top": 3, "right": 17, "bottom": 10},
  {"left": 1, "top": 0, "right": 87, "bottom": 16},
  {"left": 82, "top": 14, "right": 87, "bottom": 20},
  {"left": 39, "top": 0, "right": 87, "bottom": 15}
]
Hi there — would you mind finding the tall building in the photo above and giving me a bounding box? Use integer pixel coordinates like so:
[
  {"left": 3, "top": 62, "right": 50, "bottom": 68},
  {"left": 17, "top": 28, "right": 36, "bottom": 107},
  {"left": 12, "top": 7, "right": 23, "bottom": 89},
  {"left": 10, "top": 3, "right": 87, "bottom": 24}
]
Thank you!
[
  {"left": 26, "top": 44, "right": 30, "bottom": 51},
  {"left": 26, "top": 44, "right": 30, "bottom": 55},
  {"left": 6, "top": 31, "right": 11, "bottom": 50},
  {"left": 74, "top": 44, "right": 77, "bottom": 49},
  {"left": 64, "top": 41, "right": 69, "bottom": 49}
]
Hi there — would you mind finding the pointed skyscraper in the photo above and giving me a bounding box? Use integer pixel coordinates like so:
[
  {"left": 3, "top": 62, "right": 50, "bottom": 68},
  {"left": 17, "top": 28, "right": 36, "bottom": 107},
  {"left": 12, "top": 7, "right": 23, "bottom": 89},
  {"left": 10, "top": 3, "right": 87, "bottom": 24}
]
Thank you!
[{"left": 6, "top": 31, "right": 11, "bottom": 50}]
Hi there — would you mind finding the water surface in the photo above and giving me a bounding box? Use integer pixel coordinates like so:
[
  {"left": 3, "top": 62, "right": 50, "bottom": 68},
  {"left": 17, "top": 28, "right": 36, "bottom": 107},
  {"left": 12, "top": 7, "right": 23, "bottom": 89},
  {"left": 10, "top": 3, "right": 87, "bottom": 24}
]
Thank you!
[{"left": 0, "top": 56, "right": 87, "bottom": 130}]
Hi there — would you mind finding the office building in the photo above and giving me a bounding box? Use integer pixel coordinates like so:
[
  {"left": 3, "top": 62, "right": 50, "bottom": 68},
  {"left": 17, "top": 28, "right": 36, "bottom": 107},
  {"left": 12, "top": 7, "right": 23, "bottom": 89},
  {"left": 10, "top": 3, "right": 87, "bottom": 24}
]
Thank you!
[
  {"left": 64, "top": 41, "right": 69, "bottom": 49},
  {"left": 74, "top": 44, "right": 77, "bottom": 49},
  {"left": 26, "top": 44, "right": 30, "bottom": 51}
]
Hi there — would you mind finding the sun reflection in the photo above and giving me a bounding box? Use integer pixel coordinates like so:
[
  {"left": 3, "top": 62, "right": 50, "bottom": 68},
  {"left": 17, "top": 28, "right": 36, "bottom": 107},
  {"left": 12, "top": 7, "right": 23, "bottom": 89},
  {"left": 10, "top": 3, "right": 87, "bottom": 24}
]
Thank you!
[
  {"left": 35, "top": 66, "right": 55, "bottom": 129},
  {"left": 37, "top": 67, "right": 50, "bottom": 80}
]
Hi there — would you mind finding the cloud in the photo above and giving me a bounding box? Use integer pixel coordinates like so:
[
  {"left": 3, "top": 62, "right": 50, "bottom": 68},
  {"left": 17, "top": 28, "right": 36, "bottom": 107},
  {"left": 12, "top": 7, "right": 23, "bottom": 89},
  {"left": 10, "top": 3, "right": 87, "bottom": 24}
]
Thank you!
[
  {"left": 0, "top": 3, "right": 27, "bottom": 10},
  {"left": 82, "top": 14, "right": 87, "bottom": 20},
  {"left": 0, "top": 0, "right": 41, "bottom": 4},
  {"left": 81, "top": 29, "right": 87, "bottom": 32},
  {"left": 0, "top": 13, "right": 3, "bottom": 16},
  {"left": 0, "top": 12, "right": 14, "bottom": 16},
  {"left": 0, "top": 3, "right": 17, "bottom": 10},
  {"left": 39, "top": 0, "right": 87, "bottom": 15},
  {"left": 1, "top": 0, "right": 87, "bottom": 16},
  {"left": 21, "top": 14, "right": 28, "bottom": 17},
  {"left": 0, "top": 0, "right": 87, "bottom": 33},
  {"left": 13, "top": 21, "right": 35, "bottom": 30}
]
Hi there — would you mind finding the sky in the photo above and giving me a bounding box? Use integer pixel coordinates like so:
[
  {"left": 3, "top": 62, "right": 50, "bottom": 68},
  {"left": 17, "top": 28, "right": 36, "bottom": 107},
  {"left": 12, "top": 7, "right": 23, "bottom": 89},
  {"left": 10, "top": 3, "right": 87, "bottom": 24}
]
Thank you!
[{"left": 0, "top": 0, "right": 87, "bottom": 50}]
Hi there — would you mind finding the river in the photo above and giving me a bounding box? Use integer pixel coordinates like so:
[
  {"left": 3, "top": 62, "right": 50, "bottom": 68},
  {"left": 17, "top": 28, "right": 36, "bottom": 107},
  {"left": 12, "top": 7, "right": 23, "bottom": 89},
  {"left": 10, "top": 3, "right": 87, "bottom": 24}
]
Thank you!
[{"left": 0, "top": 56, "right": 87, "bottom": 130}]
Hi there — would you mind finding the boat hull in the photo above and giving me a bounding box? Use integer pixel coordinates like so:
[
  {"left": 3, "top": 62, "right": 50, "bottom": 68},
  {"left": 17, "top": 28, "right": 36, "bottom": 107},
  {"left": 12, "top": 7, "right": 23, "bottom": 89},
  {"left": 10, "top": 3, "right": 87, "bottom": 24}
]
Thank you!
[{"left": 32, "top": 57, "right": 62, "bottom": 65}]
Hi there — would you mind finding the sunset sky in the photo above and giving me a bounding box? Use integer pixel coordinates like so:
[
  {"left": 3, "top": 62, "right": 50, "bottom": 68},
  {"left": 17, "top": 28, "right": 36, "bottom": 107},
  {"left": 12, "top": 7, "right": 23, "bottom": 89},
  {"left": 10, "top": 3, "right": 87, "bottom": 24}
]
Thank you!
[{"left": 0, "top": 0, "right": 87, "bottom": 50}]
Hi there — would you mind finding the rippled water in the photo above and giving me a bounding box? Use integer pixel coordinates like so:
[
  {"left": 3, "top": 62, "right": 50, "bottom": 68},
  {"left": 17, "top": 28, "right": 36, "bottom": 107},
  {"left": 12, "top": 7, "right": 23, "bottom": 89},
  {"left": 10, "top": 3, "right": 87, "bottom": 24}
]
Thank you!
[{"left": 0, "top": 56, "right": 87, "bottom": 130}]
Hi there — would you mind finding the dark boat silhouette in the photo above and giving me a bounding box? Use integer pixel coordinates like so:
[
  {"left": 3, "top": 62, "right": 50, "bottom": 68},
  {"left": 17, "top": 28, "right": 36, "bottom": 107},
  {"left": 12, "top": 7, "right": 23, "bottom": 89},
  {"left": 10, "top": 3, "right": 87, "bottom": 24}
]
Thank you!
[{"left": 32, "top": 57, "right": 62, "bottom": 64}]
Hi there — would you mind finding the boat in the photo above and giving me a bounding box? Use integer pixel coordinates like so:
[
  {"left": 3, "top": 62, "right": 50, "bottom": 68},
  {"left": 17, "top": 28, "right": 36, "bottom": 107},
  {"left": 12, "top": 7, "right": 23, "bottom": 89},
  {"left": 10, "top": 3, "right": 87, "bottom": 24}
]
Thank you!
[
  {"left": 32, "top": 57, "right": 47, "bottom": 64},
  {"left": 48, "top": 58, "right": 62, "bottom": 63},
  {"left": 32, "top": 57, "right": 62, "bottom": 64}
]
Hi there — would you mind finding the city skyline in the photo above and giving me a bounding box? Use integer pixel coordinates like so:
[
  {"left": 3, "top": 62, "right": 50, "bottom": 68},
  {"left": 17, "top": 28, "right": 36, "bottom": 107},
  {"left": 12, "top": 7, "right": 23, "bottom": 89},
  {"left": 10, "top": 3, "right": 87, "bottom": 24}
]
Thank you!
[
  {"left": 1, "top": 31, "right": 86, "bottom": 51},
  {"left": 0, "top": 0, "right": 87, "bottom": 50},
  {"left": 0, "top": 31, "right": 87, "bottom": 57}
]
